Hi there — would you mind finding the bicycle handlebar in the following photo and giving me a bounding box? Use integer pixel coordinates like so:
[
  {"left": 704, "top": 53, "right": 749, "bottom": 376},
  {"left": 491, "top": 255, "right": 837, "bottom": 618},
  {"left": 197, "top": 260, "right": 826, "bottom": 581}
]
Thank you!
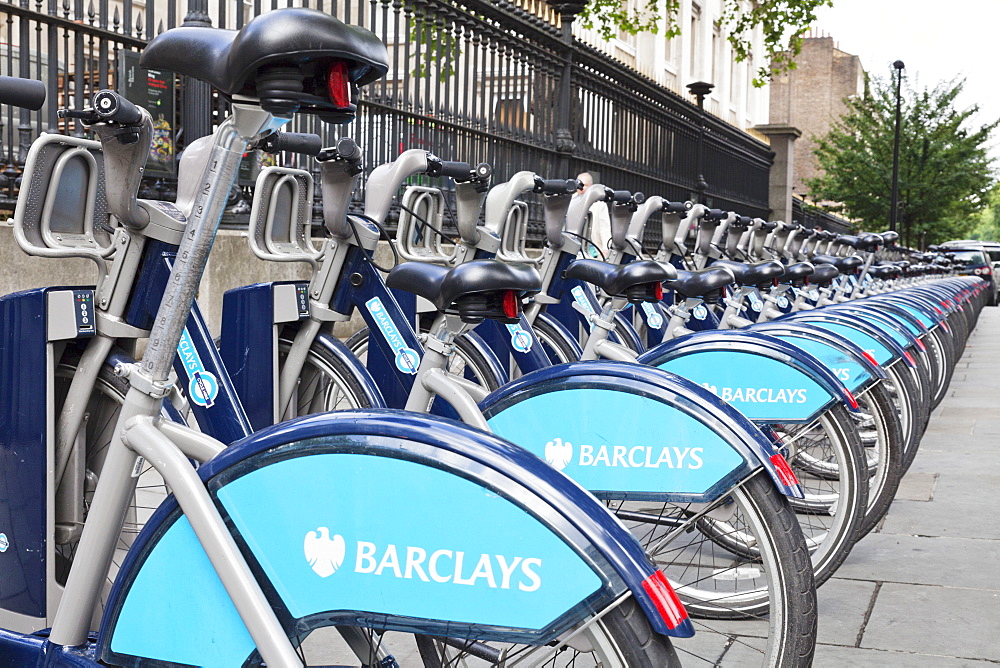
[
  {"left": 533, "top": 177, "right": 580, "bottom": 195},
  {"left": 258, "top": 131, "right": 324, "bottom": 156},
  {"left": 92, "top": 91, "right": 143, "bottom": 125},
  {"left": 662, "top": 201, "right": 692, "bottom": 214},
  {"left": 0, "top": 75, "right": 45, "bottom": 110}
]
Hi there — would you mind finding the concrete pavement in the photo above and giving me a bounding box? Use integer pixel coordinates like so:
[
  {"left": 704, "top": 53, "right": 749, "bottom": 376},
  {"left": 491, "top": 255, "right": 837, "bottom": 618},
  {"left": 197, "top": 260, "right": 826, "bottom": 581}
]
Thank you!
[{"left": 811, "top": 305, "right": 1000, "bottom": 666}]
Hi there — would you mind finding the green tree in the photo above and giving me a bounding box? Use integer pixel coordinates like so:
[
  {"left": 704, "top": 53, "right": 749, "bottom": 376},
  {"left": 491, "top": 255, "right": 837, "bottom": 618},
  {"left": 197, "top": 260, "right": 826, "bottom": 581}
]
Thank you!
[
  {"left": 808, "top": 75, "right": 997, "bottom": 248},
  {"left": 969, "top": 184, "right": 1000, "bottom": 242},
  {"left": 579, "top": 0, "right": 832, "bottom": 85}
]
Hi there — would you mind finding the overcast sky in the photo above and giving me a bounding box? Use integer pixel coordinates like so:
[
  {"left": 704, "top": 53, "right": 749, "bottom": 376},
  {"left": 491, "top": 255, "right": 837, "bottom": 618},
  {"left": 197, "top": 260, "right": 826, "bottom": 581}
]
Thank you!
[{"left": 810, "top": 0, "right": 1000, "bottom": 165}]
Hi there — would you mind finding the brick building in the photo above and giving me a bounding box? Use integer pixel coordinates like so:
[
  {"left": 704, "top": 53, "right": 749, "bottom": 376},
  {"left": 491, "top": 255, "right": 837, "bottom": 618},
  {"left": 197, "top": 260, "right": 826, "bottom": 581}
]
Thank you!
[{"left": 768, "top": 35, "right": 865, "bottom": 199}]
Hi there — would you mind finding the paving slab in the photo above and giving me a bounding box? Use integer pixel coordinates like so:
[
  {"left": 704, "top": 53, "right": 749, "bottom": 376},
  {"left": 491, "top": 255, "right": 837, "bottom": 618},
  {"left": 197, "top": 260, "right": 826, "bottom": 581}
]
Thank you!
[
  {"left": 860, "top": 583, "right": 1000, "bottom": 660},
  {"left": 879, "top": 498, "right": 1000, "bottom": 540},
  {"left": 816, "top": 578, "right": 876, "bottom": 646},
  {"left": 893, "top": 472, "right": 937, "bottom": 501},
  {"left": 835, "top": 534, "right": 999, "bottom": 590},
  {"left": 813, "top": 644, "right": 997, "bottom": 667}
]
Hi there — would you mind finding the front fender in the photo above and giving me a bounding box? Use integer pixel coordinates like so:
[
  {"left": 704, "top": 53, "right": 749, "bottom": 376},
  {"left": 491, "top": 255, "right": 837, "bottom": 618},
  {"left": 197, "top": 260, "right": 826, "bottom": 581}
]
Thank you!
[
  {"left": 98, "top": 410, "right": 693, "bottom": 667},
  {"left": 310, "top": 330, "right": 388, "bottom": 408},
  {"left": 780, "top": 311, "right": 915, "bottom": 368},
  {"left": 638, "top": 330, "right": 858, "bottom": 422},
  {"left": 480, "top": 361, "right": 804, "bottom": 501}
]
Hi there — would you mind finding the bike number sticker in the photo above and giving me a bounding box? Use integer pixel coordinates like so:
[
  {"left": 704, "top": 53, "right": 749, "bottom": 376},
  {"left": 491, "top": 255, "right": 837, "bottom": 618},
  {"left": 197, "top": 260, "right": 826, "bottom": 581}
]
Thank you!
[
  {"left": 641, "top": 302, "right": 664, "bottom": 329},
  {"left": 366, "top": 297, "right": 421, "bottom": 375},
  {"left": 177, "top": 328, "right": 219, "bottom": 408},
  {"left": 570, "top": 286, "right": 597, "bottom": 330},
  {"left": 506, "top": 323, "right": 533, "bottom": 353}
]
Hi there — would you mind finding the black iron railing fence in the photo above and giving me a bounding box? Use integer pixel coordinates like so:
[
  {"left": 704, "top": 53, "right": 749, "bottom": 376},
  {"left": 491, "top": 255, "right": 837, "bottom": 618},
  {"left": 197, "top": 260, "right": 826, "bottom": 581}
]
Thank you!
[{"left": 0, "top": 0, "right": 775, "bottom": 247}]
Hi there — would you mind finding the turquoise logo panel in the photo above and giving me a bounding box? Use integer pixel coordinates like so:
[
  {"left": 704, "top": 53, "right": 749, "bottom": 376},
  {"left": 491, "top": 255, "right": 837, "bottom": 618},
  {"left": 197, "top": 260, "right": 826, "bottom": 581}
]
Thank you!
[
  {"left": 771, "top": 334, "right": 872, "bottom": 393},
  {"left": 657, "top": 351, "right": 833, "bottom": 422},
  {"left": 216, "top": 453, "right": 601, "bottom": 628},
  {"left": 366, "top": 297, "right": 421, "bottom": 374},
  {"left": 177, "top": 328, "right": 219, "bottom": 407},
  {"left": 487, "top": 388, "right": 746, "bottom": 496},
  {"left": 796, "top": 320, "right": 894, "bottom": 365},
  {"left": 110, "top": 516, "right": 256, "bottom": 665},
  {"left": 897, "top": 304, "right": 934, "bottom": 327},
  {"left": 855, "top": 313, "right": 909, "bottom": 347}
]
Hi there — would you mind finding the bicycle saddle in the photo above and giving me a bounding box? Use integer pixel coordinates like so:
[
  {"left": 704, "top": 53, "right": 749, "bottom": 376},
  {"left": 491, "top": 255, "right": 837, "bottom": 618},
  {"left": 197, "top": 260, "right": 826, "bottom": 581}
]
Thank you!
[
  {"left": 141, "top": 8, "right": 388, "bottom": 117},
  {"left": 671, "top": 267, "right": 736, "bottom": 300},
  {"left": 857, "top": 234, "right": 883, "bottom": 252},
  {"left": 812, "top": 254, "right": 863, "bottom": 275},
  {"left": 837, "top": 235, "right": 860, "bottom": 249},
  {"left": 810, "top": 264, "right": 840, "bottom": 286},
  {"left": 387, "top": 259, "right": 540, "bottom": 322},
  {"left": 563, "top": 259, "right": 676, "bottom": 300},
  {"left": 711, "top": 260, "right": 784, "bottom": 286},
  {"left": 780, "top": 262, "right": 815, "bottom": 285},
  {"left": 880, "top": 231, "right": 900, "bottom": 246}
]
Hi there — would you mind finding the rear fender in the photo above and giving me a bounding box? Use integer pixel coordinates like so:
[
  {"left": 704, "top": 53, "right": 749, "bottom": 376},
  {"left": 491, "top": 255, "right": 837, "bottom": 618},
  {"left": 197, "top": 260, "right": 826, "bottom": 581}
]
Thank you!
[
  {"left": 97, "top": 410, "right": 695, "bottom": 667},
  {"left": 480, "top": 361, "right": 804, "bottom": 501},
  {"left": 781, "top": 311, "right": 915, "bottom": 368},
  {"left": 637, "top": 330, "right": 858, "bottom": 422},
  {"left": 749, "top": 321, "right": 886, "bottom": 393}
]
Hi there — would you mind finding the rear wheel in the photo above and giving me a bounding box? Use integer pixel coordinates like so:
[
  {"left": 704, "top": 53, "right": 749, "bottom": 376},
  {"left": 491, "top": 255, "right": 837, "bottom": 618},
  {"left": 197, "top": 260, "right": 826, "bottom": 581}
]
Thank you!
[
  {"left": 610, "top": 471, "right": 817, "bottom": 667},
  {"left": 266, "top": 595, "right": 679, "bottom": 666},
  {"left": 278, "top": 328, "right": 373, "bottom": 415}
]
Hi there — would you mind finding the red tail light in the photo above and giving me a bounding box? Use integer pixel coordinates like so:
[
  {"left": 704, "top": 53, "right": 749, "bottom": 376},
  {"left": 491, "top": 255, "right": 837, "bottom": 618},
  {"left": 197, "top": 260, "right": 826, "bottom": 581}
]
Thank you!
[
  {"left": 769, "top": 454, "right": 800, "bottom": 487},
  {"left": 502, "top": 290, "right": 520, "bottom": 319},
  {"left": 641, "top": 570, "right": 688, "bottom": 630},
  {"left": 327, "top": 61, "right": 351, "bottom": 108},
  {"left": 654, "top": 281, "right": 663, "bottom": 301}
]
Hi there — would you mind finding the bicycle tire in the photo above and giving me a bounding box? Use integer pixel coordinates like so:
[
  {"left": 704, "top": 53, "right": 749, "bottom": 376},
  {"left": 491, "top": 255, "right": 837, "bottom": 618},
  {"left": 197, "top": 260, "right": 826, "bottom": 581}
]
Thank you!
[
  {"left": 852, "top": 382, "right": 905, "bottom": 536},
  {"left": 533, "top": 314, "right": 582, "bottom": 364},
  {"left": 772, "top": 403, "right": 867, "bottom": 587},
  {"left": 611, "top": 470, "right": 817, "bottom": 667}
]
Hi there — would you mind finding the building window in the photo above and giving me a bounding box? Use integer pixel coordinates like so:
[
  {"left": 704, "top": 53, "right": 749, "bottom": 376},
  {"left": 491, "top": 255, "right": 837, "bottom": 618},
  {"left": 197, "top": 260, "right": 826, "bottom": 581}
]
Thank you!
[{"left": 689, "top": 3, "right": 701, "bottom": 78}]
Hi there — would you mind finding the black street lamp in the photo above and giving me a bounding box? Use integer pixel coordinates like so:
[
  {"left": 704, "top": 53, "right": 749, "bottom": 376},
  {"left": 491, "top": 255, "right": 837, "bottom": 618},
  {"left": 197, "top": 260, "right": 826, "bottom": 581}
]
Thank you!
[
  {"left": 687, "top": 81, "right": 714, "bottom": 203},
  {"left": 889, "top": 60, "right": 905, "bottom": 234}
]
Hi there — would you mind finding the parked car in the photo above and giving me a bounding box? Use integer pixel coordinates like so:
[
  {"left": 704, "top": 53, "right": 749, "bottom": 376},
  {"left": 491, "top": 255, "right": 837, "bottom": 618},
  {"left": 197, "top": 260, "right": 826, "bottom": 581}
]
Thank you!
[{"left": 940, "top": 241, "right": 999, "bottom": 306}]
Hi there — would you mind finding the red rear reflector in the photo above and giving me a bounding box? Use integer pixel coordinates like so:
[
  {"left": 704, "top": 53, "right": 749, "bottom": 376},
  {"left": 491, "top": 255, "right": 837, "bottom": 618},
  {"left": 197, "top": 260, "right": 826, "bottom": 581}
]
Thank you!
[
  {"left": 654, "top": 281, "right": 663, "bottom": 301},
  {"left": 933, "top": 306, "right": 943, "bottom": 314},
  {"left": 913, "top": 337, "right": 926, "bottom": 352},
  {"left": 641, "top": 570, "right": 688, "bottom": 630},
  {"left": 770, "top": 454, "right": 800, "bottom": 487},
  {"left": 502, "top": 290, "right": 520, "bottom": 319},
  {"left": 902, "top": 350, "right": 916, "bottom": 366},
  {"left": 327, "top": 61, "right": 351, "bottom": 108},
  {"left": 861, "top": 350, "right": 879, "bottom": 367},
  {"left": 940, "top": 321, "right": 950, "bottom": 333},
  {"left": 842, "top": 388, "right": 859, "bottom": 410}
]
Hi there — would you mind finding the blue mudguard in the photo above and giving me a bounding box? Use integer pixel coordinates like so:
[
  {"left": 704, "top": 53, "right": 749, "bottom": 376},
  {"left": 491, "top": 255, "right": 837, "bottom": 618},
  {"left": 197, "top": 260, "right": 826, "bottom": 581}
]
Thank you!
[
  {"left": 97, "top": 410, "right": 693, "bottom": 666},
  {"left": 749, "top": 321, "right": 887, "bottom": 394},
  {"left": 780, "top": 310, "right": 916, "bottom": 368},
  {"left": 480, "top": 361, "right": 804, "bottom": 502},
  {"left": 637, "top": 330, "right": 858, "bottom": 423}
]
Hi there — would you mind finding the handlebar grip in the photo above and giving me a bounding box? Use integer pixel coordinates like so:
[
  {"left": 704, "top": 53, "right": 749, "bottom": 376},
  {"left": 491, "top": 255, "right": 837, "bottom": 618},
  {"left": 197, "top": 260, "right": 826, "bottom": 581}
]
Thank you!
[
  {"left": 534, "top": 178, "right": 579, "bottom": 194},
  {"left": 662, "top": 201, "right": 691, "bottom": 214},
  {"left": 702, "top": 208, "right": 726, "bottom": 222},
  {"left": 335, "top": 136, "right": 361, "bottom": 161},
  {"left": 261, "top": 132, "right": 323, "bottom": 156},
  {"left": 432, "top": 160, "right": 474, "bottom": 180},
  {"left": 92, "top": 90, "right": 143, "bottom": 125},
  {"left": 732, "top": 215, "right": 752, "bottom": 227},
  {"left": 610, "top": 190, "right": 633, "bottom": 204},
  {"left": 0, "top": 76, "right": 45, "bottom": 110}
]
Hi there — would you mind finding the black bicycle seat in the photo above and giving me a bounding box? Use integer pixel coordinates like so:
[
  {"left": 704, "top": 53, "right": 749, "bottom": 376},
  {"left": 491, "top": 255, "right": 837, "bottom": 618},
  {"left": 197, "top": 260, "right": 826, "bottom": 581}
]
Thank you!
[
  {"left": 880, "top": 231, "right": 899, "bottom": 246},
  {"left": 712, "top": 260, "right": 784, "bottom": 286},
  {"left": 387, "top": 260, "right": 540, "bottom": 321},
  {"left": 563, "top": 259, "right": 676, "bottom": 298},
  {"left": 780, "top": 262, "right": 815, "bottom": 284},
  {"left": 671, "top": 267, "right": 735, "bottom": 300},
  {"left": 810, "top": 264, "right": 840, "bottom": 286},
  {"left": 812, "top": 254, "right": 863, "bottom": 275},
  {"left": 141, "top": 8, "right": 388, "bottom": 117},
  {"left": 837, "top": 235, "right": 860, "bottom": 249}
]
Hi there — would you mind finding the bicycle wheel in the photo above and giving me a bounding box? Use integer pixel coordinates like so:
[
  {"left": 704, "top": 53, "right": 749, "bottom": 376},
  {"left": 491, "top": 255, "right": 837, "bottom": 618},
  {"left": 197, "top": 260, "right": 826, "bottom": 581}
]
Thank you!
[
  {"left": 771, "top": 404, "right": 867, "bottom": 586},
  {"left": 53, "top": 347, "right": 171, "bottom": 625},
  {"left": 852, "top": 382, "right": 904, "bottom": 537},
  {"left": 610, "top": 470, "right": 817, "bottom": 667},
  {"left": 345, "top": 326, "right": 503, "bottom": 393},
  {"left": 278, "top": 328, "right": 374, "bottom": 415},
  {"left": 533, "top": 314, "right": 581, "bottom": 364},
  {"left": 277, "top": 596, "right": 680, "bottom": 667}
]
